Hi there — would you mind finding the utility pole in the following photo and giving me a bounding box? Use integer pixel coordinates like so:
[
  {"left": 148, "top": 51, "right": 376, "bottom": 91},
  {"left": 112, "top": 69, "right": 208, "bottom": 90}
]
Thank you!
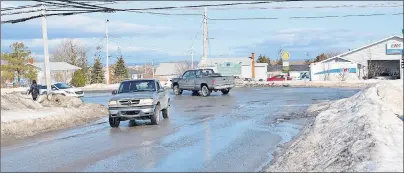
[
  {"left": 191, "top": 45, "right": 194, "bottom": 69},
  {"left": 251, "top": 52, "right": 255, "bottom": 79},
  {"left": 151, "top": 59, "right": 155, "bottom": 78},
  {"left": 202, "top": 7, "right": 208, "bottom": 69},
  {"left": 105, "top": 19, "right": 110, "bottom": 85},
  {"left": 41, "top": 5, "right": 51, "bottom": 94}
]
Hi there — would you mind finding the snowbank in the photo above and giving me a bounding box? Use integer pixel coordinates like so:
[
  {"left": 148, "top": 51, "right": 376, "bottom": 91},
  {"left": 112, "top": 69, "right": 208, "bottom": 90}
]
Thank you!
[
  {"left": 1, "top": 87, "right": 28, "bottom": 94},
  {"left": 267, "top": 80, "right": 403, "bottom": 172},
  {"left": 1, "top": 93, "right": 108, "bottom": 140},
  {"left": 238, "top": 80, "right": 380, "bottom": 88}
]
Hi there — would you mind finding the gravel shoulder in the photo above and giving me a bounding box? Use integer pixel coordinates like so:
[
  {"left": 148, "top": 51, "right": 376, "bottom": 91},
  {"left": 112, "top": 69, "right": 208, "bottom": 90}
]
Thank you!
[{"left": 266, "top": 80, "right": 403, "bottom": 172}]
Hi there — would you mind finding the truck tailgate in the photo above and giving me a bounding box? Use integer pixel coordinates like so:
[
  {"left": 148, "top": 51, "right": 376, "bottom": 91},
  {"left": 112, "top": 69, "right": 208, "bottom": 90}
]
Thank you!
[{"left": 212, "top": 76, "right": 234, "bottom": 86}]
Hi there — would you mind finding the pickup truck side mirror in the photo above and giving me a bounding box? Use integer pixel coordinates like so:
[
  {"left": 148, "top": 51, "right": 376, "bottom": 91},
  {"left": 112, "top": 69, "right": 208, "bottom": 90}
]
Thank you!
[{"left": 112, "top": 90, "right": 117, "bottom": 95}]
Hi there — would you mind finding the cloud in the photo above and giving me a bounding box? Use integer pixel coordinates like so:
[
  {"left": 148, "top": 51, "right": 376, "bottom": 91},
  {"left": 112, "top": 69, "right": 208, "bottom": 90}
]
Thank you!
[{"left": 2, "top": 6, "right": 175, "bottom": 40}]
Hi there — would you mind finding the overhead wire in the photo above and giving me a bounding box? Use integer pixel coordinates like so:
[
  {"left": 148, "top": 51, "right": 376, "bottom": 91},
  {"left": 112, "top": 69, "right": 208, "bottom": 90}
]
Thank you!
[{"left": 208, "top": 12, "right": 403, "bottom": 21}]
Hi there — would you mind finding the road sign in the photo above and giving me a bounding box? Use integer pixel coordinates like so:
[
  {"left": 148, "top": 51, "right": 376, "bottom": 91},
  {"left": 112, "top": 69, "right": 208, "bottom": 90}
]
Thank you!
[{"left": 282, "top": 52, "right": 290, "bottom": 61}]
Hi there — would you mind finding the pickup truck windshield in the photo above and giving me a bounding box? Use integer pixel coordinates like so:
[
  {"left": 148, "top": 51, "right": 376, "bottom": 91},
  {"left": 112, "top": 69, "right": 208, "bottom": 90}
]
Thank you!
[{"left": 118, "top": 80, "right": 156, "bottom": 93}]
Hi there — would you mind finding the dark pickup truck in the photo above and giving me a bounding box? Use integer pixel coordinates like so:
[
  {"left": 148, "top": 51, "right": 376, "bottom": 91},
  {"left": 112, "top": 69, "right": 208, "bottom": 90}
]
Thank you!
[{"left": 171, "top": 69, "right": 235, "bottom": 97}]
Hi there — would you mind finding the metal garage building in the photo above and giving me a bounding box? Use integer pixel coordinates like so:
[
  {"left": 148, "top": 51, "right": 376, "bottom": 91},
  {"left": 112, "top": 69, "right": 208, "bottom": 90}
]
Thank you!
[
  {"left": 199, "top": 57, "right": 268, "bottom": 81},
  {"left": 310, "top": 35, "right": 403, "bottom": 81}
]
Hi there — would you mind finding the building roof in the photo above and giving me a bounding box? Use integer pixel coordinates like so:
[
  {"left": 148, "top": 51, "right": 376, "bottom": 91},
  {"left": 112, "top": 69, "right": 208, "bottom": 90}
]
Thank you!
[
  {"left": 199, "top": 57, "right": 252, "bottom": 67},
  {"left": 267, "top": 65, "right": 309, "bottom": 72},
  {"left": 32, "top": 62, "right": 81, "bottom": 71},
  {"left": 319, "top": 35, "right": 403, "bottom": 63},
  {"left": 155, "top": 62, "right": 180, "bottom": 76},
  {"left": 128, "top": 68, "right": 143, "bottom": 75}
]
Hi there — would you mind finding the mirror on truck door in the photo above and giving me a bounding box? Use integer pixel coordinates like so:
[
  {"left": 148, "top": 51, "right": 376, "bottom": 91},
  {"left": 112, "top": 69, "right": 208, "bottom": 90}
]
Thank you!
[{"left": 112, "top": 90, "right": 117, "bottom": 95}]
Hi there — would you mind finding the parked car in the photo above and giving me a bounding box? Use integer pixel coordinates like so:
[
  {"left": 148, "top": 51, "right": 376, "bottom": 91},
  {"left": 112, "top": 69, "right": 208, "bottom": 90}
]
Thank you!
[
  {"left": 171, "top": 69, "right": 235, "bottom": 97},
  {"left": 108, "top": 79, "right": 170, "bottom": 127},
  {"left": 373, "top": 72, "right": 395, "bottom": 80},
  {"left": 51, "top": 83, "right": 84, "bottom": 97},
  {"left": 267, "top": 75, "right": 292, "bottom": 81}
]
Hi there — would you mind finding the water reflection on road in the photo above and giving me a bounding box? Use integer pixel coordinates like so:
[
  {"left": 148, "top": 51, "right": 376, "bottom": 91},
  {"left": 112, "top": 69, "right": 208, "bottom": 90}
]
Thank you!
[{"left": 1, "top": 87, "right": 359, "bottom": 172}]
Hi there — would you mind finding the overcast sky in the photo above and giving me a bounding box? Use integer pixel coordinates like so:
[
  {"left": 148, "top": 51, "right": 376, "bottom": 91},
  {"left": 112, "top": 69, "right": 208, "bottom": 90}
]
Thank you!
[{"left": 1, "top": 1, "right": 403, "bottom": 65}]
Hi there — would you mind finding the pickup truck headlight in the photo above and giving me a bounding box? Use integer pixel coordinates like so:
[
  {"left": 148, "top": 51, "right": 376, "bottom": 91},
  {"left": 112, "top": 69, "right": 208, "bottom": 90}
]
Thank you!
[
  {"left": 108, "top": 101, "right": 117, "bottom": 106},
  {"left": 65, "top": 91, "right": 74, "bottom": 94},
  {"left": 139, "top": 99, "right": 154, "bottom": 105}
]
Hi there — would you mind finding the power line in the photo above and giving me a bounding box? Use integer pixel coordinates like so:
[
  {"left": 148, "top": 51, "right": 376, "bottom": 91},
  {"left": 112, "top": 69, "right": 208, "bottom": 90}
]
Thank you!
[
  {"left": 1, "top": 10, "right": 104, "bottom": 24},
  {"left": 208, "top": 12, "right": 403, "bottom": 21},
  {"left": 202, "top": 3, "right": 403, "bottom": 10},
  {"left": 189, "top": 18, "right": 205, "bottom": 51},
  {"left": 1, "top": 1, "right": 281, "bottom": 23},
  {"left": 1, "top": 4, "right": 43, "bottom": 11}
]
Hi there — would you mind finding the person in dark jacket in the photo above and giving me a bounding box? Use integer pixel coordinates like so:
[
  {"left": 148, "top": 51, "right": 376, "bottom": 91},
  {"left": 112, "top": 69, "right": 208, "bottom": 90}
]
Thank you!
[{"left": 28, "top": 80, "right": 40, "bottom": 101}]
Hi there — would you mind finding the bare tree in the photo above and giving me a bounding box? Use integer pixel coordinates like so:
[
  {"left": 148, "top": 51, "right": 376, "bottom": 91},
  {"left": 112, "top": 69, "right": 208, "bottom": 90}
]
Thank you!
[
  {"left": 337, "top": 68, "right": 349, "bottom": 81},
  {"left": 325, "top": 51, "right": 342, "bottom": 59},
  {"left": 51, "top": 39, "right": 88, "bottom": 68},
  {"left": 321, "top": 63, "right": 331, "bottom": 81},
  {"left": 175, "top": 61, "right": 192, "bottom": 77},
  {"left": 363, "top": 49, "right": 385, "bottom": 79}
]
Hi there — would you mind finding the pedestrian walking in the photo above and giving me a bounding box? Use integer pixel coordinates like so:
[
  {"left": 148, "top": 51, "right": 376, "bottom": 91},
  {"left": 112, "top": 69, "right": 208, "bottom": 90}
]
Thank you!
[{"left": 28, "top": 80, "right": 40, "bottom": 101}]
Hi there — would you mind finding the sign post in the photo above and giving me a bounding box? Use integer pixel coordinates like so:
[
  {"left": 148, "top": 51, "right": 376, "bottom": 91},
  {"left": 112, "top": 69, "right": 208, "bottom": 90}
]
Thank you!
[{"left": 281, "top": 51, "right": 290, "bottom": 81}]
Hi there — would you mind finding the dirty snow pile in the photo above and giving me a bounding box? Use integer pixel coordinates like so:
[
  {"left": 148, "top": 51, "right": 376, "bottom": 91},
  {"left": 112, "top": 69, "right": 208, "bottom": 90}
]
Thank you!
[
  {"left": 267, "top": 80, "right": 403, "bottom": 172},
  {"left": 1, "top": 93, "right": 108, "bottom": 140}
]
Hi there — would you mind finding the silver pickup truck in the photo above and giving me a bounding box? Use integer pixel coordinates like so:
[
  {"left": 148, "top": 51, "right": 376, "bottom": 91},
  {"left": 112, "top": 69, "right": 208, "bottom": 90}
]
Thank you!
[
  {"left": 108, "top": 79, "right": 170, "bottom": 127},
  {"left": 171, "top": 69, "right": 235, "bottom": 97}
]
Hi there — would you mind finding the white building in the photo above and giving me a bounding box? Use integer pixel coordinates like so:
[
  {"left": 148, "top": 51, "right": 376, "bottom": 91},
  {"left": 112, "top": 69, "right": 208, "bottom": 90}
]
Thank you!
[
  {"left": 31, "top": 62, "right": 81, "bottom": 84},
  {"left": 310, "top": 35, "right": 403, "bottom": 81},
  {"left": 198, "top": 57, "right": 268, "bottom": 81}
]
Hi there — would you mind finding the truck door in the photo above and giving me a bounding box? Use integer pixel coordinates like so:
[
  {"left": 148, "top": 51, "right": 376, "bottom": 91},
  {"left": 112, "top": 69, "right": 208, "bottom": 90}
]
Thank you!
[
  {"left": 179, "top": 71, "right": 190, "bottom": 89},
  {"left": 186, "top": 70, "right": 197, "bottom": 90}
]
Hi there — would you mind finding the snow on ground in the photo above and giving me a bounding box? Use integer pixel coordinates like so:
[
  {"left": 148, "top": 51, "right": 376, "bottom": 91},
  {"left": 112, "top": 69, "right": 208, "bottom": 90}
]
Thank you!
[
  {"left": 238, "top": 80, "right": 381, "bottom": 88},
  {"left": 267, "top": 80, "right": 403, "bottom": 172},
  {"left": 1, "top": 93, "right": 108, "bottom": 140},
  {"left": 1, "top": 87, "right": 29, "bottom": 94}
]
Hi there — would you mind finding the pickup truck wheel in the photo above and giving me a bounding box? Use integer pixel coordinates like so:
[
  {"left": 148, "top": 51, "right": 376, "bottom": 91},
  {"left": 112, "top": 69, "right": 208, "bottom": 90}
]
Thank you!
[
  {"left": 109, "top": 117, "right": 120, "bottom": 127},
  {"left": 162, "top": 105, "right": 169, "bottom": 119},
  {"left": 151, "top": 104, "right": 160, "bottom": 125},
  {"left": 201, "top": 85, "right": 211, "bottom": 97},
  {"left": 221, "top": 89, "right": 230, "bottom": 95},
  {"left": 173, "top": 85, "right": 182, "bottom": 95}
]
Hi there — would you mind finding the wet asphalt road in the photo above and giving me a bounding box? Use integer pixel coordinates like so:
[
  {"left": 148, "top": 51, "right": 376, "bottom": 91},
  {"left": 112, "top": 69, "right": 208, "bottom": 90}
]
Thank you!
[{"left": 1, "top": 87, "right": 359, "bottom": 172}]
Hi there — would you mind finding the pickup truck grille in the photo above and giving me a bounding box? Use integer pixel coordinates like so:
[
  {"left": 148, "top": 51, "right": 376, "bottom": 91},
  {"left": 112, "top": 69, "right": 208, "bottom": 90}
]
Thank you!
[
  {"left": 121, "top": 110, "right": 140, "bottom": 115},
  {"left": 75, "top": 91, "right": 83, "bottom": 94},
  {"left": 119, "top": 99, "right": 140, "bottom": 105}
]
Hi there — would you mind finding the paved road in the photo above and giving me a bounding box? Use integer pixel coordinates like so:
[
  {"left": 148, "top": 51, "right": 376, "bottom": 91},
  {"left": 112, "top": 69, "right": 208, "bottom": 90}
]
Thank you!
[{"left": 1, "top": 87, "right": 359, "bottom": 172}]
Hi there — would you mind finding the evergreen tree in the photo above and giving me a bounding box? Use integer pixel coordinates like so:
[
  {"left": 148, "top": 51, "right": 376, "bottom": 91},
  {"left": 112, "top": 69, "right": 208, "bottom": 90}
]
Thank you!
[
  {"left": 113, "top": 55, "right": 129, "bottom": 83},
  {"left": 90, "top": 58, "right": 105, "bottom": 84},
  {"left": 71, "top": 69, "right": 87, "bottom": 87},
  {"left": 1, "top": 42, "right": 37, "bottom": 86},
  {"left": 256, "top": 54, "right": 271, "bottom": 65}
]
